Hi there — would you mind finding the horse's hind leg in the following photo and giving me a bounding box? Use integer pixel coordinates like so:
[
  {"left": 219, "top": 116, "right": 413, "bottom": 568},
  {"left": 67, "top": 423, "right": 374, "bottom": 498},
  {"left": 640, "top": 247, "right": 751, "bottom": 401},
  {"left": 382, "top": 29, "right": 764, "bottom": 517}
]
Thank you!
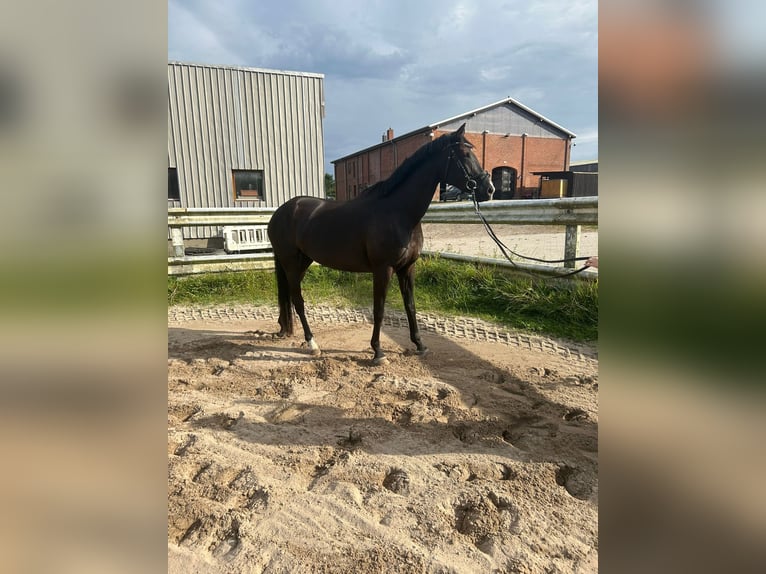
[
  {"left": 274, "top": 256, "right": 294, "bottom": 337},
  {"left": 397, "top": 264, "right": 428, "bottom": 355},
  {"left": 288, "top": 254, "right": 320, "bottom": 356}
]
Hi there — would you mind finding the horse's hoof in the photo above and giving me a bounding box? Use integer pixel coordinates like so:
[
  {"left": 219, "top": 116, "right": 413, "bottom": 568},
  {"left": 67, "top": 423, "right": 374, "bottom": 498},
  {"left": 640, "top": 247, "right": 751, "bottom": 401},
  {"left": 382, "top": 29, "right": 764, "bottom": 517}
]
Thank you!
[
  {"left": 415, "top": 346, "right": 430, "bottom": 356},
  {"left": 307, "top": 338, "right": 321, "bottom": 357},
  {"left": 372, "top": 355, "right": 388, "bottom": 366}
]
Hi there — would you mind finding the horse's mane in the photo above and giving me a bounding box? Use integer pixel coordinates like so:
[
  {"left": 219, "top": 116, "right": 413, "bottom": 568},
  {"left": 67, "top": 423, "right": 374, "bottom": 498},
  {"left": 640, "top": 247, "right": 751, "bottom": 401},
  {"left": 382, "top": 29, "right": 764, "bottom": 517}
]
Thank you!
[{"left": 356, "top": 131, "right": 458, "bottom": 199}]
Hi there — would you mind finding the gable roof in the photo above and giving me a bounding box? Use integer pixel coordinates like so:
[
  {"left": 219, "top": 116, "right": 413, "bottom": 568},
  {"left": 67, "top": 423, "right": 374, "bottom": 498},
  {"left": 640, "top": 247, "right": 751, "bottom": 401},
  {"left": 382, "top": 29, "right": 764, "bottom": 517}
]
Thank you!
[
  {"left": 428, "top": 97, "right": 576, "bottom": 138},
  {"left": 332, "top": 96, "right": 575, "bottom": 163}
]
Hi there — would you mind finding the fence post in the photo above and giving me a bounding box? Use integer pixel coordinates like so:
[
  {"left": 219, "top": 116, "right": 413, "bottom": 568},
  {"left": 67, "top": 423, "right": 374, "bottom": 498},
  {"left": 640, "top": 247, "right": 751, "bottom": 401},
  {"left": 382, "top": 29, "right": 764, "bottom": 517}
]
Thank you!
[
  {"left": 170, "top": 227, "right": 185, "bottom": 258},
  {"left": 564, "top": 225, "right": 580, "bottom": 269}
]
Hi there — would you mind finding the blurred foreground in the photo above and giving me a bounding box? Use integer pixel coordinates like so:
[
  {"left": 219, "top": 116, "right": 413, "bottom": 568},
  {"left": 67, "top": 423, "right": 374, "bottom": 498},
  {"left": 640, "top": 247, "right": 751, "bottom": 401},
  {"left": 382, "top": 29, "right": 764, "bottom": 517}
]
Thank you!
[
  {"left": 0, "top": 2, "right": 167, "bottom": 573},
  {"left": 601, "top": 0, "right": 766, "bottom": 571},
  {"left": 0, "top": 0, "right": 764, "bottom": 572}
]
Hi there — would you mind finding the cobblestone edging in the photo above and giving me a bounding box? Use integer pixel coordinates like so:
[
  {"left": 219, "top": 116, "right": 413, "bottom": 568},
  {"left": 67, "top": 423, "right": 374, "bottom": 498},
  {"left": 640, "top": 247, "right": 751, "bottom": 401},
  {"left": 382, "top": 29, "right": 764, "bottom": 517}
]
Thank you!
[{"left": 169, "top": 305, "right": 598, "bottom": 364}]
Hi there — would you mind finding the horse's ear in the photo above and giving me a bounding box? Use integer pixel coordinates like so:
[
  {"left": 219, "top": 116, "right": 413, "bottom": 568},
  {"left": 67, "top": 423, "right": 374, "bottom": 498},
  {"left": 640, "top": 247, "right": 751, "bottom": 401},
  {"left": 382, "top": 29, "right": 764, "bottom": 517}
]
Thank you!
[{"left": 455, "top": 123, "right": 473, "bottom": 149}]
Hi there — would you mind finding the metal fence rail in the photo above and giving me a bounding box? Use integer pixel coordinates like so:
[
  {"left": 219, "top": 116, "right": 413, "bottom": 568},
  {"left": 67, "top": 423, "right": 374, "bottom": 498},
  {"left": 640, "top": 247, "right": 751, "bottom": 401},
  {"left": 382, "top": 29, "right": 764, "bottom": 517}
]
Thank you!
[
  {"left": 421, "top": 197, "right": 597, "bottom": 225},
  {"left": 168, "top": 197, "right": 598, "bottom": 278}
]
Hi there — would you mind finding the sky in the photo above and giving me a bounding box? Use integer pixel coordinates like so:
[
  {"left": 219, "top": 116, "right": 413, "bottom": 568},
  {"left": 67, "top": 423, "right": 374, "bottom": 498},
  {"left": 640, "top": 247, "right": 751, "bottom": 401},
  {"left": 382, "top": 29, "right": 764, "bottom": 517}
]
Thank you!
[{"left": 168, "top": 0, "right": 597, "bottom": 174}]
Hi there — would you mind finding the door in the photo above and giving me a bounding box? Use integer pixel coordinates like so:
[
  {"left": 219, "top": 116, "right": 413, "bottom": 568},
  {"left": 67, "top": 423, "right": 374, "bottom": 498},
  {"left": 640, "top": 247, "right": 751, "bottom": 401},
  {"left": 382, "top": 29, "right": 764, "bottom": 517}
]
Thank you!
[{"left": 491, "top": 167, "right": 517, "bottom": 200}]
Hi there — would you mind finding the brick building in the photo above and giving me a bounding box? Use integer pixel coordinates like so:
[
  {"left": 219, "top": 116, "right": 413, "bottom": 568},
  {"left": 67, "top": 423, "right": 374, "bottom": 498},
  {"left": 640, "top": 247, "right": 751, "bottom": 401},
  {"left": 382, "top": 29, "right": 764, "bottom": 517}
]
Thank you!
[{"left": 332, "top": 97, "right": 575, "bottom": 202}]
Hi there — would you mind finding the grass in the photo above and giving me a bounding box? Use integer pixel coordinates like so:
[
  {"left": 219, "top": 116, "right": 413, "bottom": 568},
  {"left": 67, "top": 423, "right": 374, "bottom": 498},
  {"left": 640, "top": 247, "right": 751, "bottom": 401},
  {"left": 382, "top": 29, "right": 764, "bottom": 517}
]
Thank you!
[
  {"left": 168, "top": 269, "right": 274, "bottom": 307},
  {"left": 168, "top": 256, "right": 598, "bottom": 342}
]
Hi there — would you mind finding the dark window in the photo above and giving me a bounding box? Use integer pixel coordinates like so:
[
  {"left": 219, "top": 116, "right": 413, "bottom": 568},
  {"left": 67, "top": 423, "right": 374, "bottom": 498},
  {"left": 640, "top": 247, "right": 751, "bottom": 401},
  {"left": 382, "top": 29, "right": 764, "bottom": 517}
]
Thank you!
[
  {"left": 168, "top": 168, "right": 180, "bottom": 200},
  {"left": 233, "top": 170, "right": 264, "bottom": 200},
  {"left": 491, "top": 166, "right": 517, "bottom": 200}
]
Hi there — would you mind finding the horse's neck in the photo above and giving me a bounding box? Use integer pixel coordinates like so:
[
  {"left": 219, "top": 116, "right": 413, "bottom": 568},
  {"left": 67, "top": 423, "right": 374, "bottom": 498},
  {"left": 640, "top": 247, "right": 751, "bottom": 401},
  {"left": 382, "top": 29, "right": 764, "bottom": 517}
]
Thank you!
[{"left": 385, "top": 154, "right": 442, "bottom": 226}]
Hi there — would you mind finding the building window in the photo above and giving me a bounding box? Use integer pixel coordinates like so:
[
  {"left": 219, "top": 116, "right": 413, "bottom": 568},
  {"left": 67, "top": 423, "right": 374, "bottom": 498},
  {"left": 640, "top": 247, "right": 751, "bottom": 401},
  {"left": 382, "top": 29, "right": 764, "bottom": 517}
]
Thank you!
[
  {"left": 168, "top": 168, "right": 180, "bottom": 200},
  {"left": 233, "top": 170, "right": 264, "bottom": 200},
  {"left": 491, "top": 166, "right": 517, "bottom": 200}
]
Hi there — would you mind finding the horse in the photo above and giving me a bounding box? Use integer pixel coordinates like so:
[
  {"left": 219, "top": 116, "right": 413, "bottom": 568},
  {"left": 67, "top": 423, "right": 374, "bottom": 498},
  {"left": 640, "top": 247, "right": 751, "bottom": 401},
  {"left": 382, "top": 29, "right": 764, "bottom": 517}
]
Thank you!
[{"left": 267, "top": 123, "right": 495, "bottom": 364}]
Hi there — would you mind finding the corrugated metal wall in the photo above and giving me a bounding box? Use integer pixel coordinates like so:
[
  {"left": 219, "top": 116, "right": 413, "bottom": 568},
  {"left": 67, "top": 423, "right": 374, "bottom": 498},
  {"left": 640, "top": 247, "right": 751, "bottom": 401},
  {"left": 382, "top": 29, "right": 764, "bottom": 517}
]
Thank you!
[{"left": 168, "top": 62, "right": 325, "bottom": 238}]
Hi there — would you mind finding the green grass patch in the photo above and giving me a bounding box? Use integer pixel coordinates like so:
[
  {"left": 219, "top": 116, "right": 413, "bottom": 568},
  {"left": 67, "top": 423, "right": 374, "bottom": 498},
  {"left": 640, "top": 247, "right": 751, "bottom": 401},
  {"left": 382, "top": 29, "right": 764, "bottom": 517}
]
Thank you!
[
  {"left": 168, "top": 257, "right": 598, "bottom": 342},
  {"left": 168, "top": 271, "right": 276, "bottom": 307}
]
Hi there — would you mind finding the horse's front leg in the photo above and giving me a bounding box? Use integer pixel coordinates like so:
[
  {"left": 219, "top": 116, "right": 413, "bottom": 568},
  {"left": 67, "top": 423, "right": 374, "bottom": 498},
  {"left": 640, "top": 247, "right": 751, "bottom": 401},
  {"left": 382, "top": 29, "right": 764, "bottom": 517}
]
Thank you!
[
  {"left": 397, "top": 264, "right": 428, "bottom": 355},
  {"left": 371, "top": 267, "right": 393, "bottom": 364}
]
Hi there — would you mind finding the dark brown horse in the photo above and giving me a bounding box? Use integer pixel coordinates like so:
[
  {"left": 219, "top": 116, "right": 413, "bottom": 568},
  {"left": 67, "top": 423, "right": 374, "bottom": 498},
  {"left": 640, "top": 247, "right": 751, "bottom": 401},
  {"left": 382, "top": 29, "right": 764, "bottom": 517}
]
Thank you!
[{"left": 267, "top": 124, "right": 494, "bottom": 363}]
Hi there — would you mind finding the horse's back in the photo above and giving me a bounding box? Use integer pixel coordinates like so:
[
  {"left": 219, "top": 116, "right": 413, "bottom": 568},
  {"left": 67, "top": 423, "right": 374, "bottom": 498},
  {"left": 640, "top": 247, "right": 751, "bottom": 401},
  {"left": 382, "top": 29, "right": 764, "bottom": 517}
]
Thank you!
[
  {"left": 268, "top": 196, "right": 325, "bottom": 244},
  {"left": 270, "top": 196, "right": 324, "bottom": 222}
]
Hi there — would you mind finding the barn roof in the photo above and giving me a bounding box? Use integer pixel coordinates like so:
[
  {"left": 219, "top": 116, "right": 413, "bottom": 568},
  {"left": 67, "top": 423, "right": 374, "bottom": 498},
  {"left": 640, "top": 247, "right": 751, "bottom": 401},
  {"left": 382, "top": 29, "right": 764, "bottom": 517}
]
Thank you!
[
  {"left": 428, "top": 97, "right": 576, "bottom": 138},
  {"left": 332, "top": 96, "right": 575, "bottom": 163}
]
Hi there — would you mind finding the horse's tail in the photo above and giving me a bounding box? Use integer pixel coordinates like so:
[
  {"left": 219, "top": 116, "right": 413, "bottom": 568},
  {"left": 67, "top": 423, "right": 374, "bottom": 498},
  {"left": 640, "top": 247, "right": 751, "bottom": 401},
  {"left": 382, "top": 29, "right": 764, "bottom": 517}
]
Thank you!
[{"left": 274, "top": 255, "right": 294, "bottom": 336}]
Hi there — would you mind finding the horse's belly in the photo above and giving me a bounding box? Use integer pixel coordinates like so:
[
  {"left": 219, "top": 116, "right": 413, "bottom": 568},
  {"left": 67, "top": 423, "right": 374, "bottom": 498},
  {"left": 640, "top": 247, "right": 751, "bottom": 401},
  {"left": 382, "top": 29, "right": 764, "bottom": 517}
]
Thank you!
[
  {"left": 309, "top": 249, "right": 372, "bottom": 273},
  {"left": 299, "top": 239, "right": 371, "bottom": 272}
]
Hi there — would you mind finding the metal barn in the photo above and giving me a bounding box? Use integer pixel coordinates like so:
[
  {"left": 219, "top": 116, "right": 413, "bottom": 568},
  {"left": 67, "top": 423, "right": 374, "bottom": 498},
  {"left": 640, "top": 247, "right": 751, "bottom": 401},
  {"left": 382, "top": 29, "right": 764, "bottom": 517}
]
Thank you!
[{"left": 168, "top": 62, "right": 325, "bottom": 238}]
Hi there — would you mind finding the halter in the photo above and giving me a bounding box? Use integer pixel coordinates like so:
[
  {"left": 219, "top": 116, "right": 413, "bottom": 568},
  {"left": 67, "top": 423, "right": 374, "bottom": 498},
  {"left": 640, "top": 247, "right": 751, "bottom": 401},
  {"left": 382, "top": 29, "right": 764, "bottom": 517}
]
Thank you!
[{"left": 443, "top": 144, "right": 491, "bottom": 195}]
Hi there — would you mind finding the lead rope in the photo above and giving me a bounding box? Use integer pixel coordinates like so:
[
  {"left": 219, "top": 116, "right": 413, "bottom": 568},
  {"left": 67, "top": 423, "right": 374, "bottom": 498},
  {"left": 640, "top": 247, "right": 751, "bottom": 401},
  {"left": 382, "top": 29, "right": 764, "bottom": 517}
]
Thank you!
[
  {"left": 470, "top": 195, "right": 594, "bottom": 279},
  {"left": 444, "top": 148, "right": 595, "bottom": 279}
]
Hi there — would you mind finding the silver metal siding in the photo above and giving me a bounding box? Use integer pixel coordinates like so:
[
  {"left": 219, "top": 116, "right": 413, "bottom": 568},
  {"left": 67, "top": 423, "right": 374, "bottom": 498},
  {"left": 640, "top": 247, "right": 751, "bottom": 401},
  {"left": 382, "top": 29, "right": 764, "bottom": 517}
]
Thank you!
[
  {"left": 168, "top": 62, "right": 325, "bottom": 239},
  {"left": 440, "top": 103, "right": 568, "bottom": 139},
  {"left": 167, "top": 90, "right": 176, "bottom": 168}
]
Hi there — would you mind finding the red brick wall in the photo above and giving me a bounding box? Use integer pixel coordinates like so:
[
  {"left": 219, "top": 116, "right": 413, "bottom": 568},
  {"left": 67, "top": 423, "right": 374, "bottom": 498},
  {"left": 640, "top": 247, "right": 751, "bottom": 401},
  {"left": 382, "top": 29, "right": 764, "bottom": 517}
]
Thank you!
[
  {"left": 335, "top": 130, "right": 434, "bottom": 201},
  {"left": 521, "top": 137, "right": 570, "bottom": 197},
  {"left": 334, "top": 129, "right": 570, "bottom": 201}
]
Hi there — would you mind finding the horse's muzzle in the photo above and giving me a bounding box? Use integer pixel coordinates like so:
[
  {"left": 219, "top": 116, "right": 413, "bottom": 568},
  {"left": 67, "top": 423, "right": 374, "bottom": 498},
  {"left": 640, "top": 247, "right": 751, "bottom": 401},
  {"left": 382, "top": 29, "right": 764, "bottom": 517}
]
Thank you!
[{"left": 475, "top": 172, "right": 494, "bottom": 202}]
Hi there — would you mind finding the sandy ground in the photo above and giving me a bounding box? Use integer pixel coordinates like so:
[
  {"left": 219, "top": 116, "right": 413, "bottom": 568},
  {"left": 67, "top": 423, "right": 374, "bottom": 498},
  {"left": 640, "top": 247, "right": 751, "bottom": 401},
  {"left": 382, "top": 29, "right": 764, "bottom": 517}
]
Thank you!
[{"left": 168, "top": 303, "right": 598, "bottom": 573}]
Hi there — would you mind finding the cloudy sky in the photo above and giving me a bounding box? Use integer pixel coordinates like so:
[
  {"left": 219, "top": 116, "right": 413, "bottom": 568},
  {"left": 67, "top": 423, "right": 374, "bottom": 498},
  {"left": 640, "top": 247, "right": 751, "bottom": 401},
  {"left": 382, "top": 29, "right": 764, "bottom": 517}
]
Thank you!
[{"left": 169, "top": 0, "right": 597, "bottom": 174}]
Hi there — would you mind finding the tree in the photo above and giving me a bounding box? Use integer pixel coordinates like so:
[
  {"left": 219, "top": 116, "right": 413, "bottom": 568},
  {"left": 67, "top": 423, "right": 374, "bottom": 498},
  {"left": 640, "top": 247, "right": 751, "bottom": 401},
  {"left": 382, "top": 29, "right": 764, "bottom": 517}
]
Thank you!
[{"left": 324, "top": 173, "right": 336, "bottom": 200}]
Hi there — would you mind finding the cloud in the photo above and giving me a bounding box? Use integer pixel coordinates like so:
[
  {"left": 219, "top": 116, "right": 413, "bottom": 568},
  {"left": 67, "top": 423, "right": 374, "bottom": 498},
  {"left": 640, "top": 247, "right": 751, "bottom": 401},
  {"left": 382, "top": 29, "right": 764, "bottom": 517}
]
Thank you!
[
  {"left": 272, "top": 27, "right": 408, "bottom": 80},
  {"left": 576, "top": 129, "right": 599, "bottom": 145},
  {"left": 168, "top": 1, "right": 245, "bottom": 65},
  {"left": 169, "top": 0, "right": 598, "bottom": 171}
]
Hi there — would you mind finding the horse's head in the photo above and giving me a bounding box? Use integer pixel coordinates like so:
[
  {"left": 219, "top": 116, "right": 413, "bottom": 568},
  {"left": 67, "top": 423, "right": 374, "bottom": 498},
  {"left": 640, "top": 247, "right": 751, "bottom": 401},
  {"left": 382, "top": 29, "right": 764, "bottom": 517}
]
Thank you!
[{"left": 444, "top": 123, "right": 495, "bottom": 202}]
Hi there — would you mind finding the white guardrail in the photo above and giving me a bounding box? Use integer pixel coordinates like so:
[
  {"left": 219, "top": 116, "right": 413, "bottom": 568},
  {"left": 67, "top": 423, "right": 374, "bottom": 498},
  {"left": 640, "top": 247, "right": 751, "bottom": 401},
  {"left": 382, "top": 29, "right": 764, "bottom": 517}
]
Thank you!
[{"left": 168, "top": 197, "right": 598, "bottom": 278}]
